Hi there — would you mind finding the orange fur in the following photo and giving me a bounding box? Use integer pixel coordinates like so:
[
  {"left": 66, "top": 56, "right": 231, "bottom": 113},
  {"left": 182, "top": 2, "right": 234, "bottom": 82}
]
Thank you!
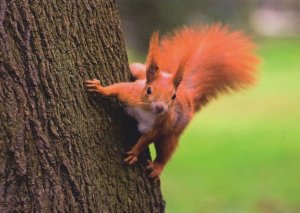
[
  {"left": 157, "top": 24, "right": 259, "bottom": 110},
  {"left": 85, "top": 24, "right": 259, "bottom": 178}
]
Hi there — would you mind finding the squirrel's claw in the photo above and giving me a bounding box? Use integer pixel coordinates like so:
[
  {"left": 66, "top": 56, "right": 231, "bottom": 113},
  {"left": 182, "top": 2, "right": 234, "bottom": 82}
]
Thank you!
[
  {"left": 85, "top": 78, "right": 100, "bottom": 84},
  {"left": 146, "top": 160, "right": 154, "bottom": 170},
  {"left": 85, "top": 79, "right": 102, "bottom": 93},
  {"left": 149, "top": 170, "right": 160, "bottom": 179},
  {"left": 124, "top": 151, "right": 138, "bottom": 165},
  {"left": 147, "top": 160, "right": 163, "bottom": 179}
]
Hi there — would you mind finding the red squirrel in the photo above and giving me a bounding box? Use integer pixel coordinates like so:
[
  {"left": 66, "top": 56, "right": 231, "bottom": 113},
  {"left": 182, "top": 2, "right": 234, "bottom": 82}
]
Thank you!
[{"left": 85, "top": 24, "right": 258, "bottom": 178}]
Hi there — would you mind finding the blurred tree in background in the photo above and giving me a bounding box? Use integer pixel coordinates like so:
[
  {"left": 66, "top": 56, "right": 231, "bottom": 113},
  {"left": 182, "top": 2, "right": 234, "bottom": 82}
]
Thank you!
[
  {"left": 119, "top": 0, "right": 255, "bottom": 52},
  {"left": 119, "top": 0, "right": 300, "bottom": 54}
]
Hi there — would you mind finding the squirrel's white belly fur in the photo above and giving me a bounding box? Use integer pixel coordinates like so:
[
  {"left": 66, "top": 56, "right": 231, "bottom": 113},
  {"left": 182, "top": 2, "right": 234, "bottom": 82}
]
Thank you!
[{"left": 126, "top": 106, "right": 156, "bottom": 133}]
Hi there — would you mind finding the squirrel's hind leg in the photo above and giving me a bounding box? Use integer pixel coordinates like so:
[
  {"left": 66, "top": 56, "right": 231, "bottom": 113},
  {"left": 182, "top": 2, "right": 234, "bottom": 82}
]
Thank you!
[{"left": 147, "top": 136, "right": 179, "bottom": 178}]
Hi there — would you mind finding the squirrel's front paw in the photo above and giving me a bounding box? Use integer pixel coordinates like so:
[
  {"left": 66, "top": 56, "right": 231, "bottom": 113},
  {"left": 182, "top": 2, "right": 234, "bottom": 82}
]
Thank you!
[
  {"left": 147, "top": 160, "right": 164, "bottom": 179},
  {"left": 124, "top": 150, "right": 138, "bottom": 165},
  {"left": 85, "top": 78, "right": 102, "bottom": 92}
]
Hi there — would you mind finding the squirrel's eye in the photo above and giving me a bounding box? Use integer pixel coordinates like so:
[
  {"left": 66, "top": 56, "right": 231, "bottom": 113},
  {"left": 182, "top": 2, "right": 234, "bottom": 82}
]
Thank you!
[
  {"left": 172, "top": 94, "right": 176, "bottom": 100},
  {"left": 146, "top": 87, "right": 152, "bottom": 95}
]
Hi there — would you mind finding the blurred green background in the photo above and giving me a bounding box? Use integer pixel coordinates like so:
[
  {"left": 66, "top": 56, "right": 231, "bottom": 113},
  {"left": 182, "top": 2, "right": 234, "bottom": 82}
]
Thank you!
[{"left": 119, "top": 1, "right": 300, "bottom": 212}]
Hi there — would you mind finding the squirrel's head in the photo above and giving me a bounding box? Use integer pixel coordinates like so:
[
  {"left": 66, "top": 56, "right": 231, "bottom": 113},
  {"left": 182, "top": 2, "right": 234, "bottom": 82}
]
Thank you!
[{"left": 141, "top": 32, "right": 184, "bottom": 115}]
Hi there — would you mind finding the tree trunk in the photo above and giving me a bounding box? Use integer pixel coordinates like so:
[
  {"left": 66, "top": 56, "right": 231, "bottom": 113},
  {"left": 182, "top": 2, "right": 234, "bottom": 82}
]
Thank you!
[{"left": 0, "top": 0, "right": 164, "bottom": 212}]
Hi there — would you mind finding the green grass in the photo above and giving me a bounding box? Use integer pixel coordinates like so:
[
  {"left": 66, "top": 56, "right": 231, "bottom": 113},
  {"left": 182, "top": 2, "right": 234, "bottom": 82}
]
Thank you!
[{"left": 156, "top": 38, "right": 300, "bottom": 213}]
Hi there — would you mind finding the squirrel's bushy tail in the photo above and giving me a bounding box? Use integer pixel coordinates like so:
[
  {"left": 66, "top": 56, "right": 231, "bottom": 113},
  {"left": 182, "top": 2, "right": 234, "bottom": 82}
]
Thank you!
[{"left": 157, "top": 24, "right": 259, "bottom": 111}]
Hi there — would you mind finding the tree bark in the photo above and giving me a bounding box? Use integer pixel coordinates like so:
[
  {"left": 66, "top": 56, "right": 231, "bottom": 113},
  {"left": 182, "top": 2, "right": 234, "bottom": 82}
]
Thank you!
[{"left": 0, "top": 0, "right": 164, "bottom": 212}]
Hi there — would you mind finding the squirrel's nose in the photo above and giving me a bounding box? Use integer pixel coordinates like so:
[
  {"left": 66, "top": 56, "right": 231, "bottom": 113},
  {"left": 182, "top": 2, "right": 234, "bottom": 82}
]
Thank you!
[{"left": 155, "top": 103, "right": 165, "bottom": 114}]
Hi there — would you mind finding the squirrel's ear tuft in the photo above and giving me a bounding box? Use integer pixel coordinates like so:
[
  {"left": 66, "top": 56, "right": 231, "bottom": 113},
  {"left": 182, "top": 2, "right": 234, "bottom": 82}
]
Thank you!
[
  {"left": 146, "top": 32, "right": 160, "bottom": 83},
  {"left": 173, "top": 57, "right": 186, "bottom": 89}
]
